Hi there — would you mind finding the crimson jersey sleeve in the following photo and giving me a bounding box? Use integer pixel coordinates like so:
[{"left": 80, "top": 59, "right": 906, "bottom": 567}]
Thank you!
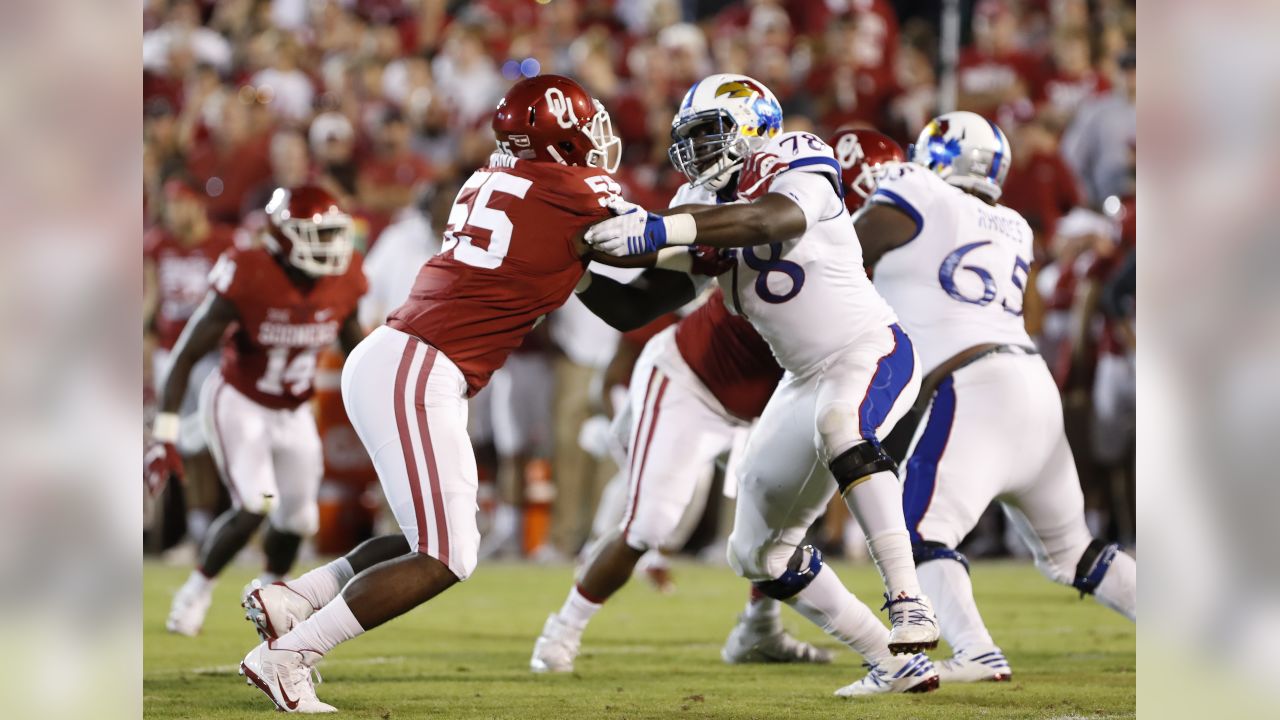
[{"left": 387, "top": 156, "right": 617, "bottom": 395}]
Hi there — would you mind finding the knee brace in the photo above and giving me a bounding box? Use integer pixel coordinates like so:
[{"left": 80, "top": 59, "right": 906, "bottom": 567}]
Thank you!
[
  {"left": 830, "top": 442, "right": 898, "bottom": 495},
  {"left": 912, "top": 541, "right": 970, "bottom": 573},
  {"left": 751, "top": 545, "right": 824, "bottom": 601},
  {"left": 1072, "top": 539, "right": 1121, "bottom": 597}
]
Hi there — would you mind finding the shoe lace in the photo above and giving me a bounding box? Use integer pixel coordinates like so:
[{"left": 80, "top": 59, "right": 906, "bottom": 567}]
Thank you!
[
  {"left": 859, "top": 661, "right": 888, "bottom": 687},
  {"left": 880, "top": 595, "right": 935, "bottom": 627}
]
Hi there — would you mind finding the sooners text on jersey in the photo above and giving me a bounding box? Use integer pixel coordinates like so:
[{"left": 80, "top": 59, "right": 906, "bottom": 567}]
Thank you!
[
  {"left": 209, "top": 246, "right": 367, "bottom": 409},
  {"left": 388, "top": 154, "right": 619, "bottom": 395}
]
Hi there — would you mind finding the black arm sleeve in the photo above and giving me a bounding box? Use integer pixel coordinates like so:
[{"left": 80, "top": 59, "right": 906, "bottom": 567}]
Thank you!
[{"left": 576, "top": 268, "right": 698, "bottom": 332}]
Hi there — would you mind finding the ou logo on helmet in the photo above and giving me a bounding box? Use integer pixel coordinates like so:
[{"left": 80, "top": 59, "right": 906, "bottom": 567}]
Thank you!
[
  {"left": 834, "top": 133, "right": 865, "bottom": 170},
  {"left": 544, "top": 88, "right": 580, "bottom": 129}
]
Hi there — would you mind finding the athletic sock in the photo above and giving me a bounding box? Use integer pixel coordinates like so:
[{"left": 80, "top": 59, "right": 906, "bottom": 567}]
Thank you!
[
  {"left": 186, "top": 509, "right": 212, "bottom": 545},
  {"left": 285, "top": 558, "right": 354, "bottom": 609},
  {"left": 275, "top": 595, "right": 365, "bottom": 655},
  {"left": 786, "top": 565, "right": 890, "bottom": 663},
  {"left": 557, "top": 585, "right": 603, "bottom": 631},
  {"left": 742, "top": 587, "right": 782, "bottom": 627},
  {"left": 844, "top": 471, "right": 921, "bottom": 597},
  {"left": 183, "top": 568, "right": 215, "bottom": 595},
  {"left": 1093, "top": 550, "right": 1137, "bottom": 621},
  {"left": 916, "top": 559, "right": 995, "bottom": 654}
]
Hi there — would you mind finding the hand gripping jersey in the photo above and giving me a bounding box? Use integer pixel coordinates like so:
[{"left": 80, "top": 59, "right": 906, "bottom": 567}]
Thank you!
[
  {"left": 145, "top": 226, "right": 235, "bottom": 350},
  {"left": 674, "top": 290, "right": 782, "bottom": 421},
  {"left": 720, "top": 131, "right": 899, "bottom": 374},
  {"left": 868, "top": 163, "right": 1036, "bottom": 374},
  {"left": 387, "top": 154, "right": 617, "bottom": 395},
  {"left": 208, "top": 246, "right": 367, "bottom": 409}
]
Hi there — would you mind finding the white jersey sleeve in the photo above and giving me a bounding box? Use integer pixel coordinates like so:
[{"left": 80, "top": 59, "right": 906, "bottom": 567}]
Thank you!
[
  {"left": 769, "top": 171, "right": 844, "bottom": 230},
  {"left": 867, "top": 162, "right": 935, "bottom": 238},
  {"left": 669, "top": 182, "right": 718, "bottom": 208},
  {"left": 740, "top": 131, "right": 845, "bottom": 205}
]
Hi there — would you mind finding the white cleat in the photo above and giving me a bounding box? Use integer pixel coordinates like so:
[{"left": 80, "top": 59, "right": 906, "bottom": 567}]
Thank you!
[
  {"left": 936, "top": 647, "right": 1013, "bottom": 683},
  {"left": 242, "top": 580, "right": 317, "bottom": 641},
  {"left": 883, "top": 592, "right": 940, "bottom": 654},
  {"left": 166, "top": 580, "right": 213, "bottom": 636},
  {"left": 721, "top": 614, "right": 835, "bottom": 664},
  {"left": 240, "top": 641, "right": 336, "bottom": 713},
  {"left": 834, "top": 652, "right": 940, "bottom": 697},
  {"left": 530, "top": 614, "right": 582, "bottom": 673}
]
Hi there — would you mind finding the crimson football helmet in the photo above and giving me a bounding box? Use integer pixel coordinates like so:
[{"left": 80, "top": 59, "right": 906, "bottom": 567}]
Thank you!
[
  {"left": 492, "top": 74, "right": 620, "bottom": 173},
  {"left": 829, "top": 128, "right": 906, "bottom": 212},
  {"left": 264, "top": 185, "right": 354, "bottom": 276}
]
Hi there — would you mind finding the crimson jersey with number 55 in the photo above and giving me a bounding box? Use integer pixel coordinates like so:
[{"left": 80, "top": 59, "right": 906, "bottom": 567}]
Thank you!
[
  {"left": 388, "top": 153, "right": 618, "bottom": 395},
  {"left": 209, "top": 246, "right": 367, "bottom": 409}
]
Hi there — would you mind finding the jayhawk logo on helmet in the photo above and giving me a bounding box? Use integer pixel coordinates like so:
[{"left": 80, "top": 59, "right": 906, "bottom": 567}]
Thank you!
[{"left": 920, "top": 118, "right": 964, "bottom": 172}]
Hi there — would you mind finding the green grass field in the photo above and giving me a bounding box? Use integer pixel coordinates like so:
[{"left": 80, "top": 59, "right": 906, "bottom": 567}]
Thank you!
[{"left": 144, "top": 558, "right": 1134, "bottom": 719}]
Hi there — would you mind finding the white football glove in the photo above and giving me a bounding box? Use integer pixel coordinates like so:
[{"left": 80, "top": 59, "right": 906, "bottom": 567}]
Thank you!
[{"left": 585, "top": 198, "right": 698, "bottom": 257}]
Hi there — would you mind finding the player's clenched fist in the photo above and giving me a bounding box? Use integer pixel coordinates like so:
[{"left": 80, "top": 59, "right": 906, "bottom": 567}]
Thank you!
[
  {"left": 585, "top": 196, "right": 699, "bottom": 257},
  {"left": 145, "top": 412, "right": 185, "bottom": 496}
]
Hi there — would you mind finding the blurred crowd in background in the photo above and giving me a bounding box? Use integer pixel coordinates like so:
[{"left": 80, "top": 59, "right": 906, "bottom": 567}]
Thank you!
[{"left": 143, "top": 0, "right": 1136, "bottom": 566}]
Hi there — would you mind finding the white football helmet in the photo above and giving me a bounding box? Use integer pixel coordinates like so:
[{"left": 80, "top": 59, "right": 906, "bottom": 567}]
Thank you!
[
  {"left": 668, "top": 74, "right": 784, "bottom": 191},
  {"left": 908, "top": 111, "right": 1011, "bottom": 201}
]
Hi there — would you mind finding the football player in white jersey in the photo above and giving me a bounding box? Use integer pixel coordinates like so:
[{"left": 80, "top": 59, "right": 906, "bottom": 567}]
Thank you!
[
  {"left": 854, "top": 111, "right": 1137, "bottom": 683},
  {"left": 587, "top": 74, "right": 941, "bottom": 696}
]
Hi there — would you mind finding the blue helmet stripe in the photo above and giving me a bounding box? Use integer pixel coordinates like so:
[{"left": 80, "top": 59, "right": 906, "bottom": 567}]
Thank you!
[
  {"left": 682, "top": 79, "right": 702, "bottom": 110},
  {"left": 986, "top": 119, "right": 1005, "bottom": 180}
]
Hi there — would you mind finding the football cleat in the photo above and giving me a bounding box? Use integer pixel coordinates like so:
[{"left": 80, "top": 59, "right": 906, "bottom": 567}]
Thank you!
[
  {"left": 721, "top": 613, "right": 835, "bottom": 664},
  {"left": 242, "top": 580, "right": 317, "bottom": 641},
  {"left": 240, "top": 641, "right": 335, "bottom": 714},
  {"left": 165, "top": 578, "right": 213, "bottom": 637},
  {"left": 529, "top": 613, "right": 582, "bottom": 673},
  {"left": 834, "top": 652, "right": 940, "bottom": 697},
  {"left": 936, "top": 648, "right": 1013, "bottom": 683},
  {"left": 883, "top": 592, "right": 940, "bottom": 654}
]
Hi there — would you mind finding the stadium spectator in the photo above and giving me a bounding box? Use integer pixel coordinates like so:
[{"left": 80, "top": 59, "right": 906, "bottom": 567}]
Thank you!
[{"left": 1061, "top": 51, "right": 1136, "bottom": 205}]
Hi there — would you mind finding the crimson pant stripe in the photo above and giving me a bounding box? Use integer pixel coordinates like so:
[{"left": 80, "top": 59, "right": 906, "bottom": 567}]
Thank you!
[
  {"left": 624, "top": 367, "right": 660, "bottom": 500},
  {"left": 621, "top": 368, "right": 659, "bottom": 534},
  {"left": 414, "top": 346, "right": 450, "bottom": 567},
  {"left": 393, "top": 337, "right": 430, "bottom": 554},
  {"left": 211, "top": 374, "right": 243, "bottom": 507},
  {"left": 623, "top": 375, "right": 670, "bottom": 539}
]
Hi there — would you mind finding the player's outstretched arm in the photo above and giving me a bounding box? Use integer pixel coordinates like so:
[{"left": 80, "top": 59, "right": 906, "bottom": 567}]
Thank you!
[
  {"left": 853, "top": 204, "right": 918, "bottom": 269},
  {"left": 575, "top": 267, "right": 697, "bottom": 332},
  {"left": 585, "top": 194, "right": 807, "bottom": 257},
  {"left": 157, "top": 292, "right": 237, "bottom": 416}
]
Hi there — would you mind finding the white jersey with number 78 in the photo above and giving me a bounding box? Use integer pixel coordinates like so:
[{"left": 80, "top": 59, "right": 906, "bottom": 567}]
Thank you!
[{"left": 718, "top": 131, "right": 899, "bottom": 376}]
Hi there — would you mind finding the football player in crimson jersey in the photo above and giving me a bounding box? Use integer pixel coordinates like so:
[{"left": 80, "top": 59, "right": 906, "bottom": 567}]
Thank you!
[
  {"left": 145, "top": 185, "right": 368, "bottom": 638},
  {"left": 144, "top": 178, "right": 236, "bottom": 544},
  {"left": 236, "top": 75, "right": 643, "bottom": 714},
  {"left": 585, "top": 74, "right": 943, "bottom": 695}
]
